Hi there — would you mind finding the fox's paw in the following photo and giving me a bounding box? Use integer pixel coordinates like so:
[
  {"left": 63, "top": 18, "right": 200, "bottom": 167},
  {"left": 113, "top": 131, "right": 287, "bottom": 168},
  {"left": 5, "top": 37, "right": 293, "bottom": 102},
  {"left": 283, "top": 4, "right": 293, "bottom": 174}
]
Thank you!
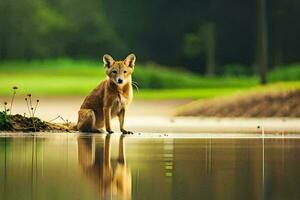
[
  {"left": 121, "top": 129, "right": 134, "bottom": 135},
  {"left": 106, "top": 129, "right": 114, "bottom": 134}
]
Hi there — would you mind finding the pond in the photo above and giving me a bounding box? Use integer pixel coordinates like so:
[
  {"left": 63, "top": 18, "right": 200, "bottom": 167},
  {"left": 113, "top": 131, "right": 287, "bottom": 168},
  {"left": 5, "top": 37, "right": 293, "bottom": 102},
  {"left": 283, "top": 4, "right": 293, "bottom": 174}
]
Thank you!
[{"left": 0, "top": 133, "right": 300, "bottom": 200}]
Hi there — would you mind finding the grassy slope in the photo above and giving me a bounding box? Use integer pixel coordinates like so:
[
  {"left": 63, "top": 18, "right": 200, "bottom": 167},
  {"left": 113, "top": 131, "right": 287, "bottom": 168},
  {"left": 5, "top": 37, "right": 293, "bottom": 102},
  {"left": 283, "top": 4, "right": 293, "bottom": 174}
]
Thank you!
[
  {"left": 0, "top": 59, "right": 259, "bottom": 99},
  {"left": 175, "top": 81, "right": 300, "bottom": 116}
]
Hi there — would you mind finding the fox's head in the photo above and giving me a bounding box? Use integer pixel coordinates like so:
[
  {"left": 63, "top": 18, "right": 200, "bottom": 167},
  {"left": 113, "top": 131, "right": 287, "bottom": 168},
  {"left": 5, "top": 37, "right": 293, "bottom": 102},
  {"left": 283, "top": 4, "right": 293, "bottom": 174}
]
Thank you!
[{"left": 103, "top": 54, "right": 136, "bottom": 86}]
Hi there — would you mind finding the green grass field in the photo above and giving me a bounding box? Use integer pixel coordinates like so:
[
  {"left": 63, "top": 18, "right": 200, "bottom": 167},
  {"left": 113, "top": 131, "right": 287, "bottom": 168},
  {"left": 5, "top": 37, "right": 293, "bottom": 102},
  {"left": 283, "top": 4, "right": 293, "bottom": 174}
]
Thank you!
[{"left": 0, "top": 59, "right": 299, "bottom": 99}]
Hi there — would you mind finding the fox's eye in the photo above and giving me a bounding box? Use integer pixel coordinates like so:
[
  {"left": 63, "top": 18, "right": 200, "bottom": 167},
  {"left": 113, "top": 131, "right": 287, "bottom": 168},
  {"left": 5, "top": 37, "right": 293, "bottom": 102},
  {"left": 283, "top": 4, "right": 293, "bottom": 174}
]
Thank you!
[
  {"left": 112, "top": 70, "right": 117, "bottom": 74},
  {"left": 124, "top": 70, "right": 127, "bottom": 74}
]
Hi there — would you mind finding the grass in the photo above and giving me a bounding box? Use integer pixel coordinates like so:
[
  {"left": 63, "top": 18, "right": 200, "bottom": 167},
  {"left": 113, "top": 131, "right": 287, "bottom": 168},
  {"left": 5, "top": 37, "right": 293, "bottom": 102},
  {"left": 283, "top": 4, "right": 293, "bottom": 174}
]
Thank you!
[
  {"left": 134, "top": 88, "right": 247, "bottom": 99},
  {"left": 136, "top": 81, "right": 300, "bottom": 99},
  {"left": 0, "top": 59, "right": 299, "bottom": 99}
]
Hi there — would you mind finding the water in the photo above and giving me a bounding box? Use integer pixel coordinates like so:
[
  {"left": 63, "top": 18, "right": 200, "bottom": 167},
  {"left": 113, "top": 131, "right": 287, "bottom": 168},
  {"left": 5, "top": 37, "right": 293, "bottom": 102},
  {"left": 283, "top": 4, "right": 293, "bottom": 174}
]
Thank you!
[{"left": 0, "top": 134, "right": 300, "bottom": 200}]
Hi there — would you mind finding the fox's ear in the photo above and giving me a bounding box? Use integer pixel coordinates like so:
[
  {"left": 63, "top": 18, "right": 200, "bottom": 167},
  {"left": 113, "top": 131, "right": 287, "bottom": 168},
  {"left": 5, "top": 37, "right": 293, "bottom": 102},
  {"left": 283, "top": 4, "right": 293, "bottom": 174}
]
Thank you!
[
  {"left": 124, "top": 53, "right": 136, "bottom": 68},
  {"left": 103, "top": 54, "right": 115, "bottom": 68}
]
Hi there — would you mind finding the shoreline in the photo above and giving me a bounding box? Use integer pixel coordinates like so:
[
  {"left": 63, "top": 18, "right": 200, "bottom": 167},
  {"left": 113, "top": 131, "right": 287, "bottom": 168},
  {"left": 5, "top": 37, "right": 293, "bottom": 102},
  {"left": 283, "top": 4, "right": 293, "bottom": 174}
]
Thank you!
[{"left": 1, "top": 117, "right": 300, "bottom": 134}]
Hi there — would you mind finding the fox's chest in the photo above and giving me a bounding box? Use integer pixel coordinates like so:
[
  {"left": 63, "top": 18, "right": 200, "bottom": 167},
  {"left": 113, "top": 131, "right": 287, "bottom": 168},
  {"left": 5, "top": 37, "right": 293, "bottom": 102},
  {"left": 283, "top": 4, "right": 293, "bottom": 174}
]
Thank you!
[{"left": 111, "top": 94, "right": 129, "bottom": 114}]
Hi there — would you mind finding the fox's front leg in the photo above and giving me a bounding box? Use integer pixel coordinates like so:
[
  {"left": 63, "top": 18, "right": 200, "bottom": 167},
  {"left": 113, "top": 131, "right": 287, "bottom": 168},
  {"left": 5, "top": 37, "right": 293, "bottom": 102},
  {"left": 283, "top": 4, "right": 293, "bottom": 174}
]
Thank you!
[
  {"left": 118, "top": 109, "right": 133, "bottom": 134},
  {"left": 104, "top": 107, "right": 113, "bottom": 134}
]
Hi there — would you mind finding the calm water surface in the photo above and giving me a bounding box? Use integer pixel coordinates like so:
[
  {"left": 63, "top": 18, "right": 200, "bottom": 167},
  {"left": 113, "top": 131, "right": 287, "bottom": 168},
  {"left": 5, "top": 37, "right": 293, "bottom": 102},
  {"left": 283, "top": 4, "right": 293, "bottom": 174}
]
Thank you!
[{"left": 0, "top": 134, "right": 300, "bottom": 200}]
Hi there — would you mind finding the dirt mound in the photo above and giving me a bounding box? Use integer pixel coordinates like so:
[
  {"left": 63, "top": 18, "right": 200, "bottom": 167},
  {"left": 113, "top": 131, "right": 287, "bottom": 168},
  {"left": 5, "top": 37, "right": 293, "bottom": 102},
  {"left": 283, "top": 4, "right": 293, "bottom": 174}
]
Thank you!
[
  {"left": 176, "top": 89, "right": 300, "bottom": 117},
  {"left": 0, "top": 114, "right": 75, "bottom": 132}
]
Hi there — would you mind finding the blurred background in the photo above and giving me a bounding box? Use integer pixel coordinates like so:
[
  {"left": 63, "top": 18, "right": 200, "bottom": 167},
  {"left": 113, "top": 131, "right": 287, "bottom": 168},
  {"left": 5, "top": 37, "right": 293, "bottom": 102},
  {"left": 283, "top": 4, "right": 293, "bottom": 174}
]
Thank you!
[{"left": 0, "top": 0, "right": 300, "bottom": 119}]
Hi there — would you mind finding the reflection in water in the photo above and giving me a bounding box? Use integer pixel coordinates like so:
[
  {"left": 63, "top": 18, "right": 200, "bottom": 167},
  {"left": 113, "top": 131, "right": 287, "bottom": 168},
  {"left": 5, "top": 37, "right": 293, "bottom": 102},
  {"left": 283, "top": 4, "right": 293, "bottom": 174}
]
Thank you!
[
  {"left": 0, "top": 135, "right": 300, "bottom": 200},
  {"left": 78, "top": 135, "right": 131, "bottom": 200}
]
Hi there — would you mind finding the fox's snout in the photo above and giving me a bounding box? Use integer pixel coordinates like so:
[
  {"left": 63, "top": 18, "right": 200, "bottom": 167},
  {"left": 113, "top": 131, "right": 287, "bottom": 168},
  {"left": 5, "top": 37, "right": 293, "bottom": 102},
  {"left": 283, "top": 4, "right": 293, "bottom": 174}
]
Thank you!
[{"left": 117, "top": 78, "right": 123, "bottom": 84}]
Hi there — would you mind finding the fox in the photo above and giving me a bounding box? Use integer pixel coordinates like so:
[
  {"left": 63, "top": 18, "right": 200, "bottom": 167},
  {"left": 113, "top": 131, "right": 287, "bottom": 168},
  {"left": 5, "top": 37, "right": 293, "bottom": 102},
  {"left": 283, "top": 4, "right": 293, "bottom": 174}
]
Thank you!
[{"left": 77, "top": 53, "right": 136, "bottom": 134}]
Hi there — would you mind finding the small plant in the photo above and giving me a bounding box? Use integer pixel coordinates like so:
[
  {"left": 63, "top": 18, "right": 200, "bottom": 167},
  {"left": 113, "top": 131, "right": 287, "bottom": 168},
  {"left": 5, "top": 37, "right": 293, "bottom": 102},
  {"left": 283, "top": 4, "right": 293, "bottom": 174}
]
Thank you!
[
  {"left": 24, "top": 94, "right": 41, "bottom": 131},
  {"left": 0, "top": 102, "right": 11, "bottom": 130},
  {"left": 1, "top": 86, "right": 19, "bottom": 130},
  {"left": 25, "top": 94, "right": 40, "bottom": 117},
  {"left": 1, "top": 86, "right": 70, "bottom": 132}
]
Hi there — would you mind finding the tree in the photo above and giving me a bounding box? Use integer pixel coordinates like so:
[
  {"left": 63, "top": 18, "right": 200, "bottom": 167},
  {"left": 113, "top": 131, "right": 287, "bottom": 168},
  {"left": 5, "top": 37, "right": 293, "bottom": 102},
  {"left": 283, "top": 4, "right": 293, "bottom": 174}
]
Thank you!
[
  {"left": 183, "top": 22, "right": 217, "bottom": 76},
  {"left": 257, "top": 0, "right": 268, "bottom": 84}
]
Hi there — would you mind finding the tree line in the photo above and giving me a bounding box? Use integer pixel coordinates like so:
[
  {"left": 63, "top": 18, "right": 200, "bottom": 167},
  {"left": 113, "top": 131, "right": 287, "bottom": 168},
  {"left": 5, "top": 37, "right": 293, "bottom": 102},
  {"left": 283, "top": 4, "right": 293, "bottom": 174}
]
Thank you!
[{"left": 0, "top": 0, "right": 300, "bottom": 76}]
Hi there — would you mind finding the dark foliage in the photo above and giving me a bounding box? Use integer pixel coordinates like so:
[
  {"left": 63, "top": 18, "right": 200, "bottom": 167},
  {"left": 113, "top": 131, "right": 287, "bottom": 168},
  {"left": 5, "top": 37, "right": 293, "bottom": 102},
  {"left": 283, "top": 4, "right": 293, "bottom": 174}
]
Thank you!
[
  {"left": 0, "top": 111, "right": 11, "bottom": 131},
  {"left": 0, "top": 0, "right": 300, "bottom": 74}
]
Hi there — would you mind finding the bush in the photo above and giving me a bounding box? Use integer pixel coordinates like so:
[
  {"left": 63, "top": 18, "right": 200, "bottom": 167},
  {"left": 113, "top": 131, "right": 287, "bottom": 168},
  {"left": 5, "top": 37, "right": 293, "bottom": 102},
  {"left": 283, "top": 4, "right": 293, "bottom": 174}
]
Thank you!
[
  {"left": 133, "top": 63, "right": 257, "bottom": 89},
  {"left": 268, "top": 64, "right": 300, "bottom": 82},
  {"left": 133, "top": 64, "right": 202, "bottom": 88},
  {"left": 223, "top": 63, "right": 252, "bottom": 76},
  {"left": 0, "top": 111, "right": 11, "bottom": 130}
]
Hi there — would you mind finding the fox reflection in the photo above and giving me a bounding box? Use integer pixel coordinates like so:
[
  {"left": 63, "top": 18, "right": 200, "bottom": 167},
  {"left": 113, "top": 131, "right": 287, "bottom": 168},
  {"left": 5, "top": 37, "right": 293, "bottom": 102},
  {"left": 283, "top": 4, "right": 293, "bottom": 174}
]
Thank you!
[{"left": 77, "top": 135, "right": 131, "bottom": 200}]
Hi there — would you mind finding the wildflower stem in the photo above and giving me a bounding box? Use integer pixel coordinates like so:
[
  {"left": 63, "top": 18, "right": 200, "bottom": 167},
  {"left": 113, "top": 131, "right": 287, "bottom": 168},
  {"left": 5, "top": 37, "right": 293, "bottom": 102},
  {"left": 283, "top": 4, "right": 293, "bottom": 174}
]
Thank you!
[
  {"left": 10, "top": 90, "right": 16, "bottom": 115},
  {"left": 49, "top": 115, "right": 61, "bottom": 122},
  {"left": 59, "top": 116, "right": 67, "bottom": 123},
  {"left": 33, "top": 100, "right": 39, "bottom": 117},
  {"left": 25, "top": 98, "right": 31, "bottom": 117},
  {"left": 29, "top": 96, "right": 33, "bottom": 117}
]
